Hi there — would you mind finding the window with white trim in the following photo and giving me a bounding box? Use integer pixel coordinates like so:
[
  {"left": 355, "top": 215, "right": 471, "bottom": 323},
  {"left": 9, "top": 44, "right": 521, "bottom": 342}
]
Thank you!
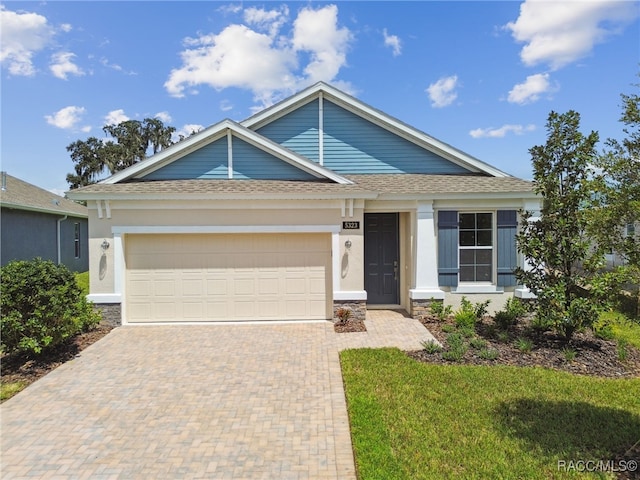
[
  {"left": 74, "top": 223, "right": 81, "bottom": 258},
  {"left": 458, "top": 213, "right": 492, "bottom": 282}
]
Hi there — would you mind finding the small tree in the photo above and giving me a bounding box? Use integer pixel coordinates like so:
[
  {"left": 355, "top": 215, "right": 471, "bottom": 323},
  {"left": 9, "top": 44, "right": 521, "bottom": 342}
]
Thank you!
[
  {"left": 588, "top": 81, "right": 640, "bottom": 316},
  {"left": 516, "top": 110, "right": 603, "bottom": 341}
]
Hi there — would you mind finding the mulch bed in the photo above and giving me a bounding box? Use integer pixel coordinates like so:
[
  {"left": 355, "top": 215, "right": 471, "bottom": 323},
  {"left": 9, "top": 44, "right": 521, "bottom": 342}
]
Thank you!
[
  {"left": 334, "top": 319, "right": 367, "bottom": 333},
  {"left": 409, "top": 315, "right": 640, "bottom": 378},
  {"left": 1, "top": 321, "right": 114, "bottom": 397}
]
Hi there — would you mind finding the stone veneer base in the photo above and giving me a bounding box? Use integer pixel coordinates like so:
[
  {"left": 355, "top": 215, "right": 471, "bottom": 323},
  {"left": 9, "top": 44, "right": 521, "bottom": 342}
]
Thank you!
[
  {"left": 332, "top": 300, "right": 367, "bottom": 322},
  {"left": 410, "top": 298, "right": 442, "bottom": 319},
  {"left": 93, "top": 303, "right": 122, "bottom": 327}
]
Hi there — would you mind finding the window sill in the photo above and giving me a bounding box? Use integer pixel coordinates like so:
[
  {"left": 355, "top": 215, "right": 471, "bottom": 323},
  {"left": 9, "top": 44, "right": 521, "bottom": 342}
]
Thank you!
[{"left": 451, "top": 285, "right": 504, "bottom": 294}]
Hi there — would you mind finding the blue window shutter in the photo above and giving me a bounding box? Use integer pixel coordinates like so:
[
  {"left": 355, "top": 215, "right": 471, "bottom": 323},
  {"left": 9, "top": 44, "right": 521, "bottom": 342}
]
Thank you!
[
  {"left": 438, "top": 211, "right": 458, "bottom": 287},
  {"left": 497, "top": 210, "right": 518, "bottom": 286}
]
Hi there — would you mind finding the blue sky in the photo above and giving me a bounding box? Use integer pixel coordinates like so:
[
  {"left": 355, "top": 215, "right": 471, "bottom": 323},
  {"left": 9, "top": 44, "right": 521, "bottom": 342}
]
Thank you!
[{"left": 1, "top": 1, "right": 638, "bottom": 195}]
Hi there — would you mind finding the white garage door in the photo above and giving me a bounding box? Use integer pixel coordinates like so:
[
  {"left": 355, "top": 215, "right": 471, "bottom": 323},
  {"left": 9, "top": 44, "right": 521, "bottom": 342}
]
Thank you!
[{"left": 125, "top": 233, "right": 331, "bottom": 322}]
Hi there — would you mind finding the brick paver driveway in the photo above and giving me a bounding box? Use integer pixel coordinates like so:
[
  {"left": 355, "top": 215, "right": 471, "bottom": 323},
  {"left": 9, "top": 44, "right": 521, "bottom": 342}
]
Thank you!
[{"left": 1, "top": 311, "right": 436, "bottom": 479}]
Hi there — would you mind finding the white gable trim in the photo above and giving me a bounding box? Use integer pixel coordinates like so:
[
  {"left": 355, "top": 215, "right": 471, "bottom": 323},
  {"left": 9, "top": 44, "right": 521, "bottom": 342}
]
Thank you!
[
  {"left": 101, "top": 119, "right": 352, "bottom": 185},
  {"left": 242, "top": 82, "right": 509, "bottom": 178}
]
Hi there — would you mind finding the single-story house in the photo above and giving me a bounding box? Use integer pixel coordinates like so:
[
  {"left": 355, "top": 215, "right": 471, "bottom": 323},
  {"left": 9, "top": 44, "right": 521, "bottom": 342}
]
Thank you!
[
  {"left": 1, "top": 172, "right": 88, "bottom": 272},
  {"left": 67, "top": 82, "right": 539, "bottom": 325}
]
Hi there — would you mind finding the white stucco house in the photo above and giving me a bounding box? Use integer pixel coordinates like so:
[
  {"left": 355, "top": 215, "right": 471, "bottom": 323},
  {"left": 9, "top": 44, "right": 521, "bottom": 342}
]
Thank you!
[{"left": 67, "top": 82, "right": 539, "bottom": 325}]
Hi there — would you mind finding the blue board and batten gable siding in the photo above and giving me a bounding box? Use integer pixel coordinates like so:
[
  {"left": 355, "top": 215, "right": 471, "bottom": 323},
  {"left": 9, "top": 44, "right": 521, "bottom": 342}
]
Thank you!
[
  {"left": 253, "top": 98, "right": 472, "bottom": 175},
  {"left": 143, "top": 139, "right": 229, "bottom": 180},
  {"left": 255, "top": 101, "right": 320, "bottom": 163},
  {"left": 322, "top": 101, "right": 469, "bottom": 174},
  {"left": 231, "top": 138, "right": 316, "bottom": 180},
  {"left": 142, "top": 136, "right": 316, "bottom": 181}
]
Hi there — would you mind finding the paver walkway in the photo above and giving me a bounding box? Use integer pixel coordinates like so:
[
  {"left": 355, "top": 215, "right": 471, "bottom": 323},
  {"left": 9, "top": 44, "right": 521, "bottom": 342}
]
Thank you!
[{"left": 1, "top": 311, "right": 435, "bottom": 479}]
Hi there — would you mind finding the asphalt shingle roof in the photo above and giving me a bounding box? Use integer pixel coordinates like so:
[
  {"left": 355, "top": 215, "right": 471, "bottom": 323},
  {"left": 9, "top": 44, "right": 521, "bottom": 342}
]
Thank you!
[
  {"left": 0, "top": 173, "right": 87, "bottom": 217},
  {"left": 67, "top": 174, "right": 534, "bottom": 200}
]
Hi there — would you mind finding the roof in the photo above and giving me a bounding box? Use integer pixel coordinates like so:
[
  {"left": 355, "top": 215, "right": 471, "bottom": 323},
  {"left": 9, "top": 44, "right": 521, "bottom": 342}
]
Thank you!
[
  {"left": 67, "top": 175, "right": 534, "bottom": 201},
  {"left": 1, "top": 173, "right": 87, "bottom": 217}
]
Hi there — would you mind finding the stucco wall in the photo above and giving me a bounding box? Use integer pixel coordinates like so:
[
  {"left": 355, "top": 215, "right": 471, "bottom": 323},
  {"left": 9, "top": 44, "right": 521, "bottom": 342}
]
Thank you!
[{"left": 87, "top": 199, "right": 365, "bottom": 297}]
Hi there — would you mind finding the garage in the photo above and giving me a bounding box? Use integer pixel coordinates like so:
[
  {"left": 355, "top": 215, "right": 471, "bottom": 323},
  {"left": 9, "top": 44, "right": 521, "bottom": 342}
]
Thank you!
[{"left": 125, "top": 233, "right": 331, "bottom": 322}]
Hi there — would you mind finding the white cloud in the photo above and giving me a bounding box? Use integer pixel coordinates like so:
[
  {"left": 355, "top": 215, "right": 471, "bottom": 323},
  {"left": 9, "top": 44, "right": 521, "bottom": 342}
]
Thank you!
[
  {"left": 469, "top": 124, "right": 536, "bottom": 139},
  {"left": 173, "top": 124, "right": 205, "bottom": 142},
  {"left": 244, "top": 5, "right": 289, "bottom": 38},
  {"left": 0, "top": 6, "right": 54, "bottom": 76},
  {"left": 220, "top": 99, "right": 234, "bottom": 112},
  {"left": 100, "top": 57, "right": 136, "bottom": 75},
  {"left": 383, "top": 28, "right": 401, "bottom": 56},
  {"left": 505, "top": 0, "right": 638, "bottom": 70},
  {"left": 45, "top": 106, "right": 88, "bottom": 131},
  {"left": 60, "top": 23, "right": 72, "bottom": 33},
  {"left": 155, "top": 111, "right": 172, "bottom": 123},
  {"left": 292, "top": 5, "right": 352, "bottom": 85},
  {"left": 50, "top": 51, "right": 85, "bottom": 79},
  {"left": 165, "top": 4, "right": 352, "bottom": 107},
  {"left": 104, "top": 109, "right": 129, "bottom": 125},
  {"left": 426, "top": 75, "right": 459, "bottom": 108},
  {"left": 508, "top": 73, "right": 552, "bottom": 105}
]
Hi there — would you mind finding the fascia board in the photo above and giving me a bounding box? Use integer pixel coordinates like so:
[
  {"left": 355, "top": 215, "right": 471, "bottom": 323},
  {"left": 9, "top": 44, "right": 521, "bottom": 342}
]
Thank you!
[
  {"left": 66, "top": 191, "right": 378, "bottom": 202},
  {"left": 375, "top": 191, "right": 539, "bottom": 201}
]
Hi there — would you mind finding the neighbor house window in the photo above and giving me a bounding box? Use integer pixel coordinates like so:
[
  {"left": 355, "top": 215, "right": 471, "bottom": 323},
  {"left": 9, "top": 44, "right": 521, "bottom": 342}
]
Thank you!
[
  {"left": 627, "top": 223, "right": 636, "bottom": 237},
  {"left": 74, "top": 223, "right": 81, "bottom": 258},
  {"left": 458, "top": 213, "right": 493, "bottom": 282}
]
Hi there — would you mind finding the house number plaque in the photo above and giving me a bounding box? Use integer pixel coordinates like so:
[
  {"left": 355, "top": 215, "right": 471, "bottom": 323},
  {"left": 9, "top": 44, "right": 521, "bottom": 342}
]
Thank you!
[{"left": 342, "top": 221, "right": 360, "bottom": 230}]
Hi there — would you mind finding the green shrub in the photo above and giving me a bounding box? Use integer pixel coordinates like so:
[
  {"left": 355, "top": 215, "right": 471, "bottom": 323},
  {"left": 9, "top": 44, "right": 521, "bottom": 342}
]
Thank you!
[
  {"left": 469, "top": 337, "right": 487, "bottom": 350},
  {"left": 428, "top": 299, "right": 452, "bottom": 322},
  {"left": 454, "top": 310, "right": 477, "bottom": 329},
  {"left": 494, "top": 297, "right": 527, "bottom": 330},
  {"left": 421, "top": 339, "right": 443, "bottom": 354},
  {"left": 0, "top": 259, "right": 101, "bottom": 355},
  {"left": 442, "top": 333, "right": 468, "bottom": 362},
  {"left": 562, "top": 347, "right": 577, "bottom": 363},
  {"left": 514, "top": 337, "right": 533, "bottom": 353},
  {"left": 479, "top": 347, "right": 499, "bottom": 360}
]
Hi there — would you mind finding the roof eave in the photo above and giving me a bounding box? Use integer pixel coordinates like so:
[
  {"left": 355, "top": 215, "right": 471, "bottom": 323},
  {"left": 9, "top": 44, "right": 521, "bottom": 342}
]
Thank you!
[{"left": 0, "top": 201, "right": 88, "bottom": 218}]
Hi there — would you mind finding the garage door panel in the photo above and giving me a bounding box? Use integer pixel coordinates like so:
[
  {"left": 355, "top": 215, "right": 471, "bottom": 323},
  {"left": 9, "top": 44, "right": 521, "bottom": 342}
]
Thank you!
[{"left": 126, "top": 233, "right": 330, "bottom": 322}]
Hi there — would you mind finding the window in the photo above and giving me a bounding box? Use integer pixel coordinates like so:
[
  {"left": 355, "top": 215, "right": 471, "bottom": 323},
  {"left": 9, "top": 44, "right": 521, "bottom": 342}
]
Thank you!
[
  {"left": 458, "top": 213, "right": 492, "bottom": 282},
  {"left": 627, "top": 223, "right": 636, "bottom": 237},
  {"left": 74, "top": 223, "right": 81, "bottom": 258}
]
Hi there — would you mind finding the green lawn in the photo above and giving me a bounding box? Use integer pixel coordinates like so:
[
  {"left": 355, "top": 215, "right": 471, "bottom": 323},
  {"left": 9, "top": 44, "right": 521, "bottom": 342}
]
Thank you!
[
  {"left": 340, "top": 348, "right": 640, "bottom": 480},
  {"left": 75, "top": 271, "right": 90, "bottom": 297}
]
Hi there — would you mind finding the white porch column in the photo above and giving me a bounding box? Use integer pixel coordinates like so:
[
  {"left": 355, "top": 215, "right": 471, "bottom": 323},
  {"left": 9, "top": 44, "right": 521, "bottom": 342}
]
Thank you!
[{"left": 409, "top": 201, "right": 445, "bottom": 300}]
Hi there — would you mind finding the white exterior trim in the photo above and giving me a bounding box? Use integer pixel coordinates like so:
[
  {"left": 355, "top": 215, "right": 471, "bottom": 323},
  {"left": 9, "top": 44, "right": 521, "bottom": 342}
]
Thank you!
[
  {"left": 333, "top": 290, "right": 367, "bottom": 301},
  {"left": 87, "top": 293, "right": 122, "bottom": 304},
  {"left": 409, "top": 289, "right": 445, "bottom": 300},
  {"left": 332, "top": 232, "right": 340, "bottom": 298},
  {"left": 112, "top": 225, "right": 341, "bottom": 235},
  {"left": 319, "top": 92, "right": 324, "bottom": 166},
  {"left": 452, "top": 285, "right": 505, "bottom": 294}
]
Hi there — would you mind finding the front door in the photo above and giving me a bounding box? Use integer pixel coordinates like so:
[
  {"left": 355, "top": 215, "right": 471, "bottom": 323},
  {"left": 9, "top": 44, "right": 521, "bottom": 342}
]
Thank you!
[{"left": 365, "top": 213, "right": 399, "bottom": 304}]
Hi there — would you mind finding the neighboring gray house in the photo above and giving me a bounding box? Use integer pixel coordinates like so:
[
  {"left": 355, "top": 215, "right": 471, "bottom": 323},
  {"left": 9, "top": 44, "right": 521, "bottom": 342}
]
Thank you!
[{"left": 1, "top": 172, "right": 88, "bottom": 272}]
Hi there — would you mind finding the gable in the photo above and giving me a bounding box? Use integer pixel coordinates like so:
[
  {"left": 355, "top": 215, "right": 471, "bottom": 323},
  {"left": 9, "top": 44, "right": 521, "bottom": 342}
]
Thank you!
[
  {"left": 141, "top": 134, "right": 318, "bottom": 181},
  {"left": 251, "top": 97, "right": 472, "bottom": 175}
]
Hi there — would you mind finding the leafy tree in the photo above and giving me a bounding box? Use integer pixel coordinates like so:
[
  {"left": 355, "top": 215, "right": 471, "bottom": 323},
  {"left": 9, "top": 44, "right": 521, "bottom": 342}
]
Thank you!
[
  {"left": 587, "top": 81, "right": 640, "bottom": 315},
  {"left": 66, "top": 118, "right": 176, "bottom": 188},
  {"left": 516, "top": 110, "right": 603, "bottom": 341}
]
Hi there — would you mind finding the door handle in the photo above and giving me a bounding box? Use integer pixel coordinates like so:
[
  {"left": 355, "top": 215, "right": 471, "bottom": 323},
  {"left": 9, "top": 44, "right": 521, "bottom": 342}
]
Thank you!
[{"left": 393, "top": 261, "right": 398, "bottom": 281}]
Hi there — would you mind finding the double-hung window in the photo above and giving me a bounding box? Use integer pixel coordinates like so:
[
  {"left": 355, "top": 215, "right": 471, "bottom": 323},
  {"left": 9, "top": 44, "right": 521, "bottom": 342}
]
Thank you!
[{"left": 458, "top": 213, "right": 493, "bottom": 283}]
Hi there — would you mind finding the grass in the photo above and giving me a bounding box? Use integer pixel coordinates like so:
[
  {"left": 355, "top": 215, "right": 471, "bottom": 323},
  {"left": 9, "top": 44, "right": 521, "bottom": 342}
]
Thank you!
[
  {"left": 340, "top": 348, "right": 640, "bottom": 480},
  {"left": 597, "top": 311, "right": 640, "bottom": 350},
  {"left": 0, "top": 381, "right": 27, "bottom": 401},
  {"left": 75, "top": 271, "right": 90, "bottom": 296}
]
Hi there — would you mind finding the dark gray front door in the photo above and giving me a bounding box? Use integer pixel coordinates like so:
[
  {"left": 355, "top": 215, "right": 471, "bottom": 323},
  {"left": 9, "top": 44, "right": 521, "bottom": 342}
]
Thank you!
[{"left": 365, "top": 213, "right": 399, "bottom": 304}]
